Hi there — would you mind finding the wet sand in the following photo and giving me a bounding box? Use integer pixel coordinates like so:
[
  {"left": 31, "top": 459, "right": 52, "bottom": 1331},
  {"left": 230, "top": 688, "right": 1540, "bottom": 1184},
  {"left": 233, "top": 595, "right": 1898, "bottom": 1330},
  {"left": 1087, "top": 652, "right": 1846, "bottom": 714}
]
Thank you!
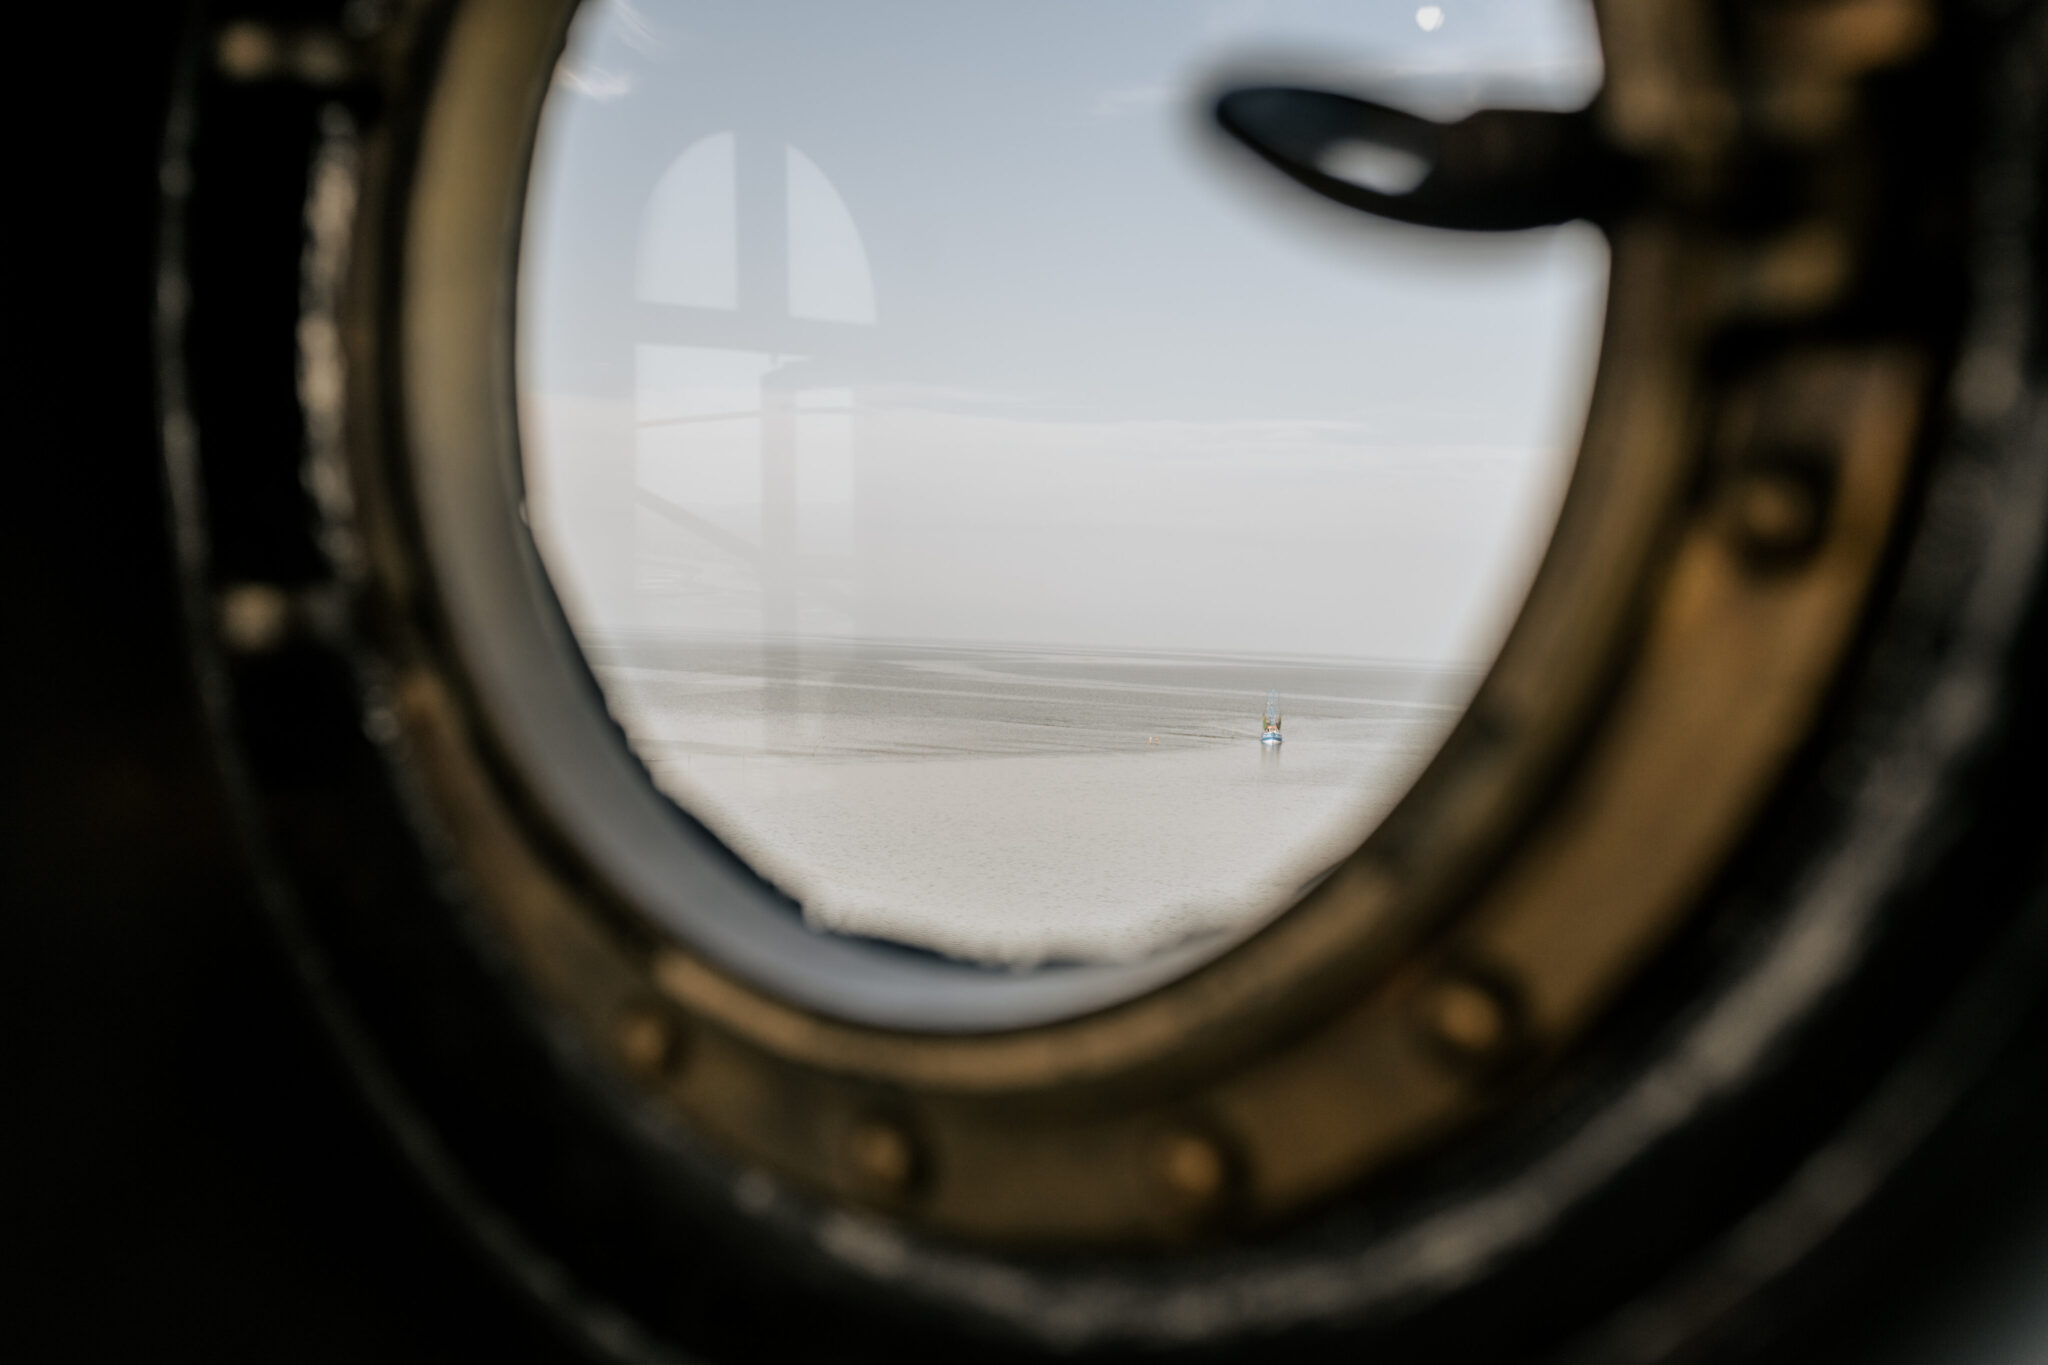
[{"left": 587, "top": 636, "right": 1473, "bottom": 966}]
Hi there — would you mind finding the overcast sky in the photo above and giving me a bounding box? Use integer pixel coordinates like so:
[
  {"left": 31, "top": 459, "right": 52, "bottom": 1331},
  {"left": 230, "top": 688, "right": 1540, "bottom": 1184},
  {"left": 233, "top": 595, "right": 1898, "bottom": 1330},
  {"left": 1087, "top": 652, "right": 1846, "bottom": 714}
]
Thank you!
[{"left": 519, "top": 0, "right": 1608, "bottom": 665}]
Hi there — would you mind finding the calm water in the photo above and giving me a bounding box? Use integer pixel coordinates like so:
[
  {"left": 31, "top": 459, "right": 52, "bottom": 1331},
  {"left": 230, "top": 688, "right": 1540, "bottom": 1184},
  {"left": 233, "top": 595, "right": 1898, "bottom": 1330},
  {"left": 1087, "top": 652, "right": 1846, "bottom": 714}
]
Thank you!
[{"left": 588, "top": 637, "right": 1472, "bottom": 967}]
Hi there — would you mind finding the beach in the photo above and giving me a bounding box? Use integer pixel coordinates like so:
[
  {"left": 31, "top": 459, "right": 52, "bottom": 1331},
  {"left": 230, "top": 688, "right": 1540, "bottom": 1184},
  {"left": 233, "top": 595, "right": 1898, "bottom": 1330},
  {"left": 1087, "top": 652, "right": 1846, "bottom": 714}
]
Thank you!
[{"left": 587, "top": 636, "right": 1472, "bottom": 967}]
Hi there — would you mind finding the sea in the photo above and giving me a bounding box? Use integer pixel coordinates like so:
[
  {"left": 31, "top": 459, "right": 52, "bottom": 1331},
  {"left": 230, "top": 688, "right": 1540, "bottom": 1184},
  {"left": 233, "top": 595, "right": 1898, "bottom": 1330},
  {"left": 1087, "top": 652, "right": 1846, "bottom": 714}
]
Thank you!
[{"left": 583, "top": 636, "right": 1476, "bottom": 968}]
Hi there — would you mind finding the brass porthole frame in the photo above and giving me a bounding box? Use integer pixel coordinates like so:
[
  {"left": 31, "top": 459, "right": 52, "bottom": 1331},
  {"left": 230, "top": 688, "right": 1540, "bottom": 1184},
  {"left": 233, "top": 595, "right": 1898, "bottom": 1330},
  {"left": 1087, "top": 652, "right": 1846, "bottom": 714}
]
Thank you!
[
  {"left": 156, "top": 0, "right": 2048, "bottom": 1349},
  {"left": 314, "top": 0, "right": 1950, "bottom": 1248}
]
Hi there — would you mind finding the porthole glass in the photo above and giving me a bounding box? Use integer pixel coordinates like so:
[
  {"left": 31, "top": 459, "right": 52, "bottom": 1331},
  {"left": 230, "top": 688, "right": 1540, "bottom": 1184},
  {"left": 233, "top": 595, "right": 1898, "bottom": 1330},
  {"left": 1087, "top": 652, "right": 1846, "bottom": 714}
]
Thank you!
[{"left": 517, "top": 0, "right": 1608, "bottom": 977}]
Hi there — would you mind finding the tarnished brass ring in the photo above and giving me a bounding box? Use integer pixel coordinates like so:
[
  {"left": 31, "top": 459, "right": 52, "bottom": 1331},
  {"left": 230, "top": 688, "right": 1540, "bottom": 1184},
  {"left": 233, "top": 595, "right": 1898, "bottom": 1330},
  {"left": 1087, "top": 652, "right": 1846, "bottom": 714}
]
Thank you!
[{"left": 356, "top": 0, "right": 1924, "bottom": 1243}]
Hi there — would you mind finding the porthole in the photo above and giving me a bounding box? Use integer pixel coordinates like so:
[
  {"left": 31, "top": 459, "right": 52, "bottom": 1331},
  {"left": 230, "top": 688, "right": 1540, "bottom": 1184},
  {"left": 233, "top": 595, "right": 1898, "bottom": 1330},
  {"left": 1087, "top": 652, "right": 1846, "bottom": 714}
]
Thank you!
[{"left": 157, "top": 0, "right": 2048, "bottom": 1359}]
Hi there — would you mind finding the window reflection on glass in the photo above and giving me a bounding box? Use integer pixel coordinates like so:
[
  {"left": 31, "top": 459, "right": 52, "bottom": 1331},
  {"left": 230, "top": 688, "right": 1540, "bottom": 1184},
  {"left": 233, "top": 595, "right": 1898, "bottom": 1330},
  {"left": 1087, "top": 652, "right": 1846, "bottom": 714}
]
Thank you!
[{"left": 518, "top": 0, "right": 1608, "bottom": 968}]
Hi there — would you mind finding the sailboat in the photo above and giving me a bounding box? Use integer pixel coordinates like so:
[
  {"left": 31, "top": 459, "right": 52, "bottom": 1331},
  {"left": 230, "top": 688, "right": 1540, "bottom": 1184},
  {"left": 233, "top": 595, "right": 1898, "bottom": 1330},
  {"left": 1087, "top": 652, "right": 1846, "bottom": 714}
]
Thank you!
[{"left": 1261, "top": 690, "right": 1283, "bottom": 745}]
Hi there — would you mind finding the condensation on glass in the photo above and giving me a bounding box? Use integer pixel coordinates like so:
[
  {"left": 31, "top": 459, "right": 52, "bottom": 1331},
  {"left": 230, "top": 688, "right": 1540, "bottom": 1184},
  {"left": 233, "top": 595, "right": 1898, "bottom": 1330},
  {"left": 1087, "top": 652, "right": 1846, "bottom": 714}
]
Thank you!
[{"left": 518, "top": 0, "right": 1608, "bottom": 970}]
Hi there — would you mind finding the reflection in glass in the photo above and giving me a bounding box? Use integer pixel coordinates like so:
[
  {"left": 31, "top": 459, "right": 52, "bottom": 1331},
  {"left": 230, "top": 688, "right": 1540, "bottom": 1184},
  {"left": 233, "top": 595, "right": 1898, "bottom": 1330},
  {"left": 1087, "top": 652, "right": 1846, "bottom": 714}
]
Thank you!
[{"left": 519, "top": 0, "right": 1608, "bottom": 969}]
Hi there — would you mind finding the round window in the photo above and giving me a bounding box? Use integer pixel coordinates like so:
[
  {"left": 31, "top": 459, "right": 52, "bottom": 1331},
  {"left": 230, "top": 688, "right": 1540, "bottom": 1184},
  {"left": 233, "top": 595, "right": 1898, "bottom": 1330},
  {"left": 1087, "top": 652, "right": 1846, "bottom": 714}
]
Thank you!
[{"left": 516, "top": 0, "right": 1608, "bottom": 1017}]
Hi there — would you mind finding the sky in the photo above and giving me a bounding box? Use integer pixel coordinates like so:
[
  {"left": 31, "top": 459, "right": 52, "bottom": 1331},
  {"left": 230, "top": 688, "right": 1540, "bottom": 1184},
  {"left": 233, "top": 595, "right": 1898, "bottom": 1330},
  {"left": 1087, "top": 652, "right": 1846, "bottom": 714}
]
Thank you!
[{"left": 518, "top": 0, "right": 1608, "bottom": 665}]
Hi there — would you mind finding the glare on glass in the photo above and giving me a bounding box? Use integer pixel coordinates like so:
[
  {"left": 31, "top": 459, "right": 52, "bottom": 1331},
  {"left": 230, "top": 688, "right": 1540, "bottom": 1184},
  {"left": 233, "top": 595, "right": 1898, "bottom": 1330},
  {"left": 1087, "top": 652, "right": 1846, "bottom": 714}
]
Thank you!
[{"left": 519, "top": 0, "right": 1608, "bottom": 969}]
